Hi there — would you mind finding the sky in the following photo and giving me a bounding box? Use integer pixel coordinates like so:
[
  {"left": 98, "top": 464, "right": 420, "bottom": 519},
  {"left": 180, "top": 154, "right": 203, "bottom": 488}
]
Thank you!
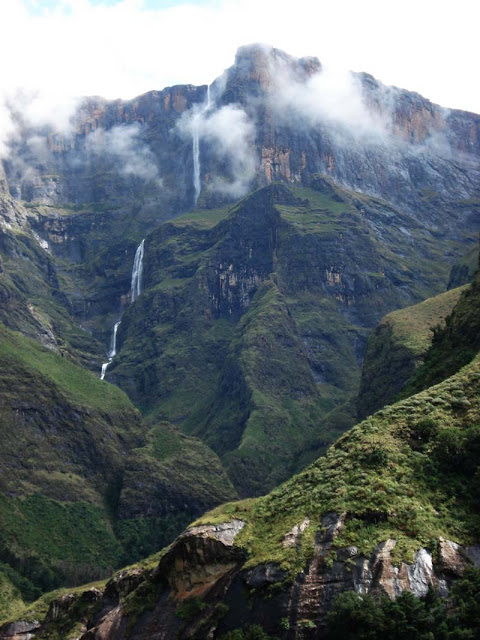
[{"left": 2, "top": 0, "right": 479, "bottom": 115}]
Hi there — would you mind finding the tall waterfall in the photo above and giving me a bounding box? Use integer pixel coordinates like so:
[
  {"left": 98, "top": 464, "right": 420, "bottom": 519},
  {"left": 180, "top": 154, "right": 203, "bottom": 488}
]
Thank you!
[
  {"left": 100, "top": 239, "right": 146, "bottom": 379},
  {"left": 131, "top": 239, "right": 145, "bottom": 302},
  {"left": 192, "top": 86, "right": 211, "bottom": 206}
]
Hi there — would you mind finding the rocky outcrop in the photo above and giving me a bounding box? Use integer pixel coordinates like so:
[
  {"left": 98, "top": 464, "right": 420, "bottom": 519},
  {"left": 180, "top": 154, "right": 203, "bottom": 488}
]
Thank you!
[
  {"left": 0, "top": 620, "right": 40, "bottom": 640},
  {"left": 5, "top": 516, "right": 478, "bottom": 640}
]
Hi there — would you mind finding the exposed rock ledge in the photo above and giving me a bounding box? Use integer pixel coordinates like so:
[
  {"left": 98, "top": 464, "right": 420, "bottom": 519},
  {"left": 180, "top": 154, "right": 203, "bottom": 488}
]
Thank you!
[{"left": 1, "top": 516, "right": 478, "bottom": 640}]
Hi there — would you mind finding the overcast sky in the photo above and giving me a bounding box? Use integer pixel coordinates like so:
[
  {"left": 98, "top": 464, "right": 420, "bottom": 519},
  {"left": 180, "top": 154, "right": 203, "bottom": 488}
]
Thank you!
[{"left": 3, "top": 0, "right": 479, "bottom": 114}]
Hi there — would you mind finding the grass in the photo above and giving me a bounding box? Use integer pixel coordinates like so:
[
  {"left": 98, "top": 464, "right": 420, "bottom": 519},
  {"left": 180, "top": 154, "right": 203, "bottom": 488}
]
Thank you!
[
  {"left": 0, "top": 324, "right": 133, "bottom": 413},
  {"left": 357, "top": 286, "right": 466, "bottom": 417},
  {"left": 195, "top": 352, "right": 480, "bottom": 575}
]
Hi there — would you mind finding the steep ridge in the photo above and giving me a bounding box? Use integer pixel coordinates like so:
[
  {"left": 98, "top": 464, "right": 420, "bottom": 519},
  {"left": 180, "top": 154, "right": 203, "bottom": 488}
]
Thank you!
[
  {"left": 108, "top": 180, "right": 468, "bottom": 496},
  {"left": 357, "top": 285, "right": 466, "bottom": 418},
  {"left": 8, "top": 270, "right": 480, "bottom": 638},
  {"left": 400, "top": 258, "right": 480, "bottom": 398},
  {"left": 1, "top": 43, "right": 480, "bottom": 632}
]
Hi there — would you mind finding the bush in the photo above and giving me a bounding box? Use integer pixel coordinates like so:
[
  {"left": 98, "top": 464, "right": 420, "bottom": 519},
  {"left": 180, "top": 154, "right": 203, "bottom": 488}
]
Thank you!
[
  {"left": 410, "top": 418, "right": 438, "bottom": 450},
  {"left": 325, "top": 573, "right": 480, "bottom": 639}
]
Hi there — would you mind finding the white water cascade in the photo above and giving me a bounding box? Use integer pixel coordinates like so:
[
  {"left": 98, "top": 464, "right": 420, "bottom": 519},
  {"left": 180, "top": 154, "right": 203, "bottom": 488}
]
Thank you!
[
  {"left": 131, "top": 239, "right": 145, "bottom": 302},
  {"left": 100, "top": 321, "right": 121, "bottom": 380},
  {"left": 192, "top": 86, "right": 212, "bottom": 206},
  {"left": 100, "top": 239, "right": 146, "bottom": 379}
]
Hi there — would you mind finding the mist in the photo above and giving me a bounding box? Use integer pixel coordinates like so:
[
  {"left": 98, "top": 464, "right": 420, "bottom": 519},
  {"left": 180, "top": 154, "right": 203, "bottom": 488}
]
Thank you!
[
  {"left": 179, "top": 103, "right": 256, "bottom": 198},
  {"left": 87, "top": 124, "right": 161, "bottom": 185}
]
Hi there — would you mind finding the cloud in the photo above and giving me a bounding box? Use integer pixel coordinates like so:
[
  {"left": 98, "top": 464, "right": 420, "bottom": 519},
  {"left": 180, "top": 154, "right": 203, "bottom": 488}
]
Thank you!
[
  {"left": 87, "top": 124, "right": 161, "bottom": 183},
  {"left": 179, "top": 102, "right": 256, "bottom": 198},
  {"left": 0, "top": 0, "right": 477, "bottom": 117},
  {"left": 268, "top": 60, "right": 388, "bottom": 140}
]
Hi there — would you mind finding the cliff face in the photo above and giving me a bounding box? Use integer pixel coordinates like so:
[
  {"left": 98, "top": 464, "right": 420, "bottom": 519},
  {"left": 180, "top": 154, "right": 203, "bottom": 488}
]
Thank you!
[
  {"left": 1, "top": 44, "right": 478, "bottom": 360},
  {"left": 1, "top": 44, "right": 480, "bottom": 631},
  {"left": 4, "top": 44, "right": 480, "bottom": 219},
  {"left": 106, "top": 180, "right": 463, "bottom": 497}
]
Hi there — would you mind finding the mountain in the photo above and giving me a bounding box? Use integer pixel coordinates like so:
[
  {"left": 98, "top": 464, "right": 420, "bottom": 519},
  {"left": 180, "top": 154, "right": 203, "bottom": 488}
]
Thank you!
[
  {"left": 4, "top": 253, "right": 480, "bottom": 639},
  {"left": 0, "top": 320, "right": 236, "bottom": 618},
  {"left": 1, "top": 42, "right": 480, "bottom": 623}
]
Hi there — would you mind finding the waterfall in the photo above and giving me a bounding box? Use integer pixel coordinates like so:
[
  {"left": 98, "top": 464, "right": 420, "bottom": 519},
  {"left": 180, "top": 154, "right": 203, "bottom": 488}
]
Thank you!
[
  {"left": 192, "top": 128, "right": 201, "bottom": 203},
  {"left": 130, "top": 239, "right": 145, "bottom": 302},
  {"left": 100, "top": 321, "right": 121, "bottom": 380},
  {"left": 100, "top": 239, "right": 146, "bottom": 379},
  {"left": 192, "top": 85, "right": 212, "bottom": 206},
  {"left": 109, "top": 321, "right": 121, "bottom": 359}
]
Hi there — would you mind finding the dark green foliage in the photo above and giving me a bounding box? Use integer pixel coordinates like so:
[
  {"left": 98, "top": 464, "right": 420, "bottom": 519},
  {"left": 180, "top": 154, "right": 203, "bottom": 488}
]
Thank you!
[
  {"left": 433, "top": 424, "right": 480, "bottom": 476},
  {"left": 326, "top": 573, "right": 480, "bottom": 640},
  {"left": 176, "top": 597, "right": 208, "bottom": 621},
  {"left": 361, "top": 447, "right": 388, "bottom": 468},
  {"left": 409, "top": 418, "right": 439, "bottom": 451},
  {"left": 221, "top": 625, "right": 276, "bottom": 640},
  {"left": 0, "top": 324, "right": 235, "bottom": 615},
  {"left": 358, "top": 287, "right": 465, "bottom": 418},
  {"left": 402, "top": 269, "right": 480, "bottom": 397},
  {"left": 112, "top": 181, "right": 458, "bottom": 496},
  {"left": 115, "top": 514, "right": 194, "bottom": 564},
  {"left": 448, "top": 245, "right": 479, "bottom": 290}
]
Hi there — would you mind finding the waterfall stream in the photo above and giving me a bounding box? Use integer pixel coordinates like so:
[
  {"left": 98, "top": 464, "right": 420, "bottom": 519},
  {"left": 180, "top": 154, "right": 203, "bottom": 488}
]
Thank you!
[
  {"left": 100, "top": 239, "right": 145, "bottom": 379},
  {"left": 192, "top": 86, "right": 211, "bottom": 206},
  {"left": 130, "top": 239, "right": 145, "bottom": 303}
]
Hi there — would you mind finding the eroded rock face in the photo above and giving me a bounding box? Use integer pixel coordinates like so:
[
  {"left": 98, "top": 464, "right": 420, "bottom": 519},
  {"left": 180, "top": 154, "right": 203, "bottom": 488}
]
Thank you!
[
  {"left": 3, "top": 516, "right": 480, "bottom": 640},
  {"left": 0, "top": 620, "right": 40, "bottom": 640}
]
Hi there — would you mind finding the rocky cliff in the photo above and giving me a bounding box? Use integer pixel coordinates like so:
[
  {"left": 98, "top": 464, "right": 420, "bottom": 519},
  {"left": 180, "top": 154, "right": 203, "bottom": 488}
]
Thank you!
[{"left": 105, "top": 179, "right": 469, "bottom": 497}]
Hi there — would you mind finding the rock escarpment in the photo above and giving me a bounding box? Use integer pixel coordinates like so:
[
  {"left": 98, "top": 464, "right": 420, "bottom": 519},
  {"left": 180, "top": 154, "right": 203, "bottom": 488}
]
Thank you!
[
  {"left": 108, "top": 180, "right": 470, "bottom": 496},
  {"left": 3, "top": 517, "right": 478, "bottom": 639}
]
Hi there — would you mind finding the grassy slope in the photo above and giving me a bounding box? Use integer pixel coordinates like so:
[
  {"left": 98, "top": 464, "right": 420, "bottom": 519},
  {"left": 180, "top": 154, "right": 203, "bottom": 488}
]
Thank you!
[
  {"left": 18, "top": 273, "right": 480, "bottom": 631},
  {"left": 0, "top": 323, "right": 142, "bottom": 602},
  {"left": 196, "top": 269, "right": 480, "bottom": 572},
  {"left": 357, "top": 286, "right": 466, "bottom": 418},
  {"left": 0, "top": 324, "right": 236, "bottom": 616},
  {"left": 198, "top": 352, "right": 480, "bottom": 575},
  {"left": 402, "top": 268, "right": 480, "bottom": 397}
]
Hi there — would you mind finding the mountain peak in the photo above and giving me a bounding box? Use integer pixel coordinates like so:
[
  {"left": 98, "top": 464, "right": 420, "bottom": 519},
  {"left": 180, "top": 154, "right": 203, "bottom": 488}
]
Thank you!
[{"left": 218, "top": 43, "right": 321, "bottom": 104}]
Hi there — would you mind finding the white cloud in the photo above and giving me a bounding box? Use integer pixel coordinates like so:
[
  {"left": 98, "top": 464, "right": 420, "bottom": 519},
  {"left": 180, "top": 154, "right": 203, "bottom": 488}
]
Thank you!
[
  {"left": 0, "top": 0, "right": 478, "bottom": 163},
  {"left": 87, "top": 124, "right": 161, "bottom": 183},
  {"left": 179, "top": 102, "right": 256, "bottom": 198},
  {"left": 0, "top": 0, "right": 477, "bottom": 114},
  {"left": 269, "top": 62, "right": 388, "bottom": 140}
]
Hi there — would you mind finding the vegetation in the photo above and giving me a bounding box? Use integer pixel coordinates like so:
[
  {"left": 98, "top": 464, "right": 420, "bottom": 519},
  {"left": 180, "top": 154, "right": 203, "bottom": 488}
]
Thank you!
[
  {"left": 326, "top": 569, "right": 480, "bottom": 639},
  {"left": 402, "top": 266, "right": 480, "bottom": 397},
  {"left": 196, "top": 348, "right": 480, "bottom": 574},
  {"left": 0, "top": 323, "right": 234, "bottom": 615},
  {"left": 357, "top": 286, "right": 466, "bottom": 418},
  {"left": 111, "top": 180, "right": 462, "bottom": 496}
]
